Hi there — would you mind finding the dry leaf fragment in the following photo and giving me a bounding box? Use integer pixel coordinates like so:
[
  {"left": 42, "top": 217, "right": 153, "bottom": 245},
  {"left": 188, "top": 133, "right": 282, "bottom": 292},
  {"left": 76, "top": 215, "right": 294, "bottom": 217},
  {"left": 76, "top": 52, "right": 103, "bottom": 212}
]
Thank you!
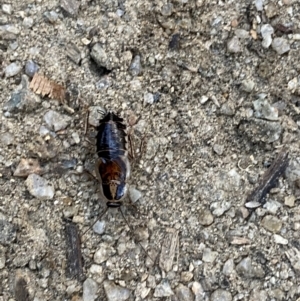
[{"left": 30, "top": 73, "right": 66, "bottom": 102}]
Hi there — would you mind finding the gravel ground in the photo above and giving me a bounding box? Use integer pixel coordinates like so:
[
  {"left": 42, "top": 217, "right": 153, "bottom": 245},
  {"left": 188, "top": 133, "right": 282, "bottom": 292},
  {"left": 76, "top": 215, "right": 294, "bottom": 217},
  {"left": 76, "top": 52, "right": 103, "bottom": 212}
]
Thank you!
[{"left": 1, "top": 0, "right": 300, "bottom": 300}]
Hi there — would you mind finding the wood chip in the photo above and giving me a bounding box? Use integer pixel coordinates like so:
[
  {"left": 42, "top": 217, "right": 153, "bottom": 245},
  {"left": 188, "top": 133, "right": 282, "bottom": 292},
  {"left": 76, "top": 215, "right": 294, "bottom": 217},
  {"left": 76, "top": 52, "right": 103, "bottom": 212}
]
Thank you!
[
  {"left": 159, "top": 228, "right": 178, "bottom": 272},
  {"left": 65, "top": 221, "right": 84, "bottom": 281},
  {"left": 245, "top": 147, "right": 289, "bottom": 208}
]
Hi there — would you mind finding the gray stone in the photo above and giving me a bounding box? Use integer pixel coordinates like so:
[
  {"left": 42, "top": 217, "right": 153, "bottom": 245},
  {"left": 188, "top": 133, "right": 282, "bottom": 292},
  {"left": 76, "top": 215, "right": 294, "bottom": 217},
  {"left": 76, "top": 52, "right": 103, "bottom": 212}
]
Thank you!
[
  {"left": 285, "top": 247, "right": 300, "bottom": 275},
  {"left": 94, "top": 243, "right": 114, "bottom": 264},
  {"left": 191, "top": 281, "right": 205, "bottom": 301},
  {"left": 25, "top": 174, "right": 55, "bottom": 200},
  {"left": 249, "top": 289, "right": 268, "bottom": 301},
  {"left": 199, "top": 209, "right": 214, "bottom": 226},
  {"left": 104, "top": 281, "right": 130, "bottom": 301},
  {"left": 43, "top": 10, "right": 59, "bottom": 23},
  {"left": 5, "top": 62, "right": 21, "bottom": 78},
  {"left": 253, "top": 98, "right": 278, "bottom": 121},
  {"left": 129, "top": 186, "right": 142, "bottom": 203},
  {"left": 236, "top": 257, "right": 265, "bottom": 279},
  {"left": 211, "top": 289, "right": 232, "bottom": 301},
  {"left": 261, "top": 215, "right": 282, "bottom": 233},
  {"left": 43, "top": 110, "right": 72, "bottom": 132},
  {"left": 2, "top": 4, "right": 12, "bottom": 14},
  {"left": 241, "top": 79, "right": 255, "bottom": 92},
  {"left": 144, "top": 92, "right": 154, "bottom": 105},
  {"left": 154, "top": 279, "right": 174, "bottom": 297},
  {"left": 83, "top": 278, "right": 98, "bottom": 301},
  {"left": 90, "top": 43, "right": 108, "bottom": 68},
  {"left": 0, "top": 132, "right": 14, "bottom": 145},
  {"left": 255, "top": 0, "right": 263, "bottom": 11},
  {"left": 129, "top": 55, "right": 142, "bottom": 76},
  {"left": 93, "top": 221, "right": 106, "bottom": 235},
  {"left": 175, "top": 284, "right": 193, "bottom": 301},
  {"left": 0, "top": 218, "right": 16, "bottom": 244},
  {"left": 202, "top": 247, "right": 218, "bottom": 263},
  {"left": 272, "top": 38, "right": 290, "bottom": 55},
  {"left": 227, "top": 36, "right": 241, "bottom": 53},
  {"left": 222, "top": 258, "right": 235, "bottom": 276},
  {"left": 25, "top": 60, "right": 40, "bottom": 77},
  {"left": 0, "top": 245, "right": 6, "bottom": 269},
  {"left": 261, "top": 24, "right": 274, "bottom": 48},
  {"left": 60, "top": 0, "right": 79, "bottom": 17},
  {"left": 3, "top": 75, "right": 40, "bottom": 113},
  {"left": 273, "top": 234, "right": 288, "bottom": 245}
]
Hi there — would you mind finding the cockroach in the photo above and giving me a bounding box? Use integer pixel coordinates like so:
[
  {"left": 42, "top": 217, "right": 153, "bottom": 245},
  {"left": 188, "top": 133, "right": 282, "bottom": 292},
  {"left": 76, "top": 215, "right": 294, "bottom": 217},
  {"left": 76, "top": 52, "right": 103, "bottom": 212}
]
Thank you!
[
  {"left": 95, "top": 111, "right": 130, "bottom": 208},
  {"left": 84, "top": 110, "right": 154, "bottom": 261}
]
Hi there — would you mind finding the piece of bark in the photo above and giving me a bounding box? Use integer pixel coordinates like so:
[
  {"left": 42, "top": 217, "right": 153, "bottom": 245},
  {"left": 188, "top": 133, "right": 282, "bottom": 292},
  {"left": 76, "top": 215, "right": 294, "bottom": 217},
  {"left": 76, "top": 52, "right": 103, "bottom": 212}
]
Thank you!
[
  {"left": 245, "top": 148, "right": 289, "bottom": 208},
  {"left": 65, "top": 221, "right": 84, "bottom": 280},
  {"left": 159, "top": 228, "right": 178, "bottom": 272}
]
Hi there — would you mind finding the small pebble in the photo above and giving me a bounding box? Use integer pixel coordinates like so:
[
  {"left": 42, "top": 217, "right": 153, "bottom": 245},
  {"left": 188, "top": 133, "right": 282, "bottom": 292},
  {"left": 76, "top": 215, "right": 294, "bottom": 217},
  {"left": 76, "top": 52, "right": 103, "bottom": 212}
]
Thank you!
[
  {"left": 211, "top": 201, "right": 231, "bottom": 217},
  {"left": 60, "top": 0, "right": 80, "bottom": 17},
  {"left": 175, "top": 284, "right": 193, "bottom": 301},
  {"left": 261, "top": 215, "right": 282, "bottom": 233},
  {"left": 255, "top": 0, "right": 263, "bottom": 11},
  {"left": 0, "top": 132, "right": 14, "bottom": 145},
  {"left": 89, "top": 264, "right": 103, "bottom": 275},
  {"left": 43, "top": 110, "right": 72, "bottom": 132},
  {"left": 0, "top": 218, "right": 16, "bottom": 244},
  {"left": 43, "top": 10, "right": 59, "bottom": 23},
  {"left": 72, "top": 132, "right": 80, "bottom": 144},
  {"left": 202, "top": 247, "right": 218, "bottom": 263},
  {"left": 83, "top": 278, "right": 98, "bottom": 301},
  {"left": 94, "top": 243, "right": 113, "bottom": 264},
  {"left": 93, "top": 221, "right": 106, "bottom": 235},
  {"left": 88, "top": 106, "right": 106, "bottom": 127},
  {"left": 0, "top": 245, "right": 6, "bottom": 269},
  {"left": 154, "top": 279, "right": 174, "bottom": 297},
  {"left": 23, "top": 17, "right": 34, "bottom": 28},
  {"left": 236, "top": 257, "right": 252, "bottom": 278},
  {"left": 5, "top": 62, "right": 21, "bottom": 78},
  {"left": 144, "top": 92, "right": 154, "bottom": 105},
  {"left": 241, "top": 79, "right": 255, "bottom": 92},
  {"left": 284, "top": 195, "right": 295, "bottom": 207},
  {"left": 227, "top": 36, "right": 241, "bottom": 53},
  {"left": 265, "top": 2, "right": 278, "bottom": 18},
  {"left": 96, "top": 77, "right": 112, "bottom": 90},
  {"left": 14, "top": 158, "right": 42, "bottom": 177},
  {"left": 253, "top": 98, "right": 278, "bottom": 121},
  {"left": 211, "top": 289, "right": 232, "bottom": 301},
  {"left": 104, "top": 281, "right": 131, "bottom": 301},
  {"left": 129, "top": 55, "right": 142, "bottom": 76},
  {"left": 223, "top": 258, "right": 235, "bottom": 276},
  {"left": 25, "top": 174, "right": 55, "bottom": 200},
  {"left": 213, "top": 144, "right": 224, "bottom": 155},
  {"left": 129, "top": 186, "right": 142, "bottom": 203},
  {"left": 25, "top": 60, "right": 40, "bottom": 77},
  {"left": 272, "top": 37, "right": 290, "bottom": 55},
  {"left": 261, "top": 24, "right": 274, "bottom": 48},
  {"left": 180, "top": 271, "right": 193, "bottom": 282},
  {"left": 274, "top": 234, "right": 288, "bottom": 245},
  {"left": 192, "top": 282, "right": 205, "bottom": 301},
  {"left": 90, "top": 43, "right": 108, "bottom": 68},
  {"left": 198, "top": 208, "right": 214, "bottom": 226},
  {"left": 2, "top": 4, "right": 12, "bottom": 14}
]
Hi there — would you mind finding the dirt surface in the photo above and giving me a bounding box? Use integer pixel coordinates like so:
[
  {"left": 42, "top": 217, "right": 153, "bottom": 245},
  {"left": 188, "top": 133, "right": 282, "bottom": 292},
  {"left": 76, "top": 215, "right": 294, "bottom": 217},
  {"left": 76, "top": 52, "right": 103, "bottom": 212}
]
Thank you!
[{"left": 1, "top": 0, "right": 300, "bottom": 300}]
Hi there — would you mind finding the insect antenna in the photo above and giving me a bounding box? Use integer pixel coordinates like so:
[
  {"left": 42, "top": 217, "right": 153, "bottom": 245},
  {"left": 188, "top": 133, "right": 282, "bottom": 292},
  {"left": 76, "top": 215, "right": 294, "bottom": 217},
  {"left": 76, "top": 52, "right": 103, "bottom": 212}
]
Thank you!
[
  {"left": 119, "top": 207, "right": 155, "bottom": 263},
  {"left": 81, "top": 207, "right": 109, "bottom": 243}
]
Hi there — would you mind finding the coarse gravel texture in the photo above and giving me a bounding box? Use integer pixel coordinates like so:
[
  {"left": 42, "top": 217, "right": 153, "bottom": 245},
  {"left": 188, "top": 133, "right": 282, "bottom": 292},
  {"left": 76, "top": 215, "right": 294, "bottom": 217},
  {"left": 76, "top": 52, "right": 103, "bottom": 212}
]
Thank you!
[{"left": 1, "top": 0, "right": 300, "bottom": 300}]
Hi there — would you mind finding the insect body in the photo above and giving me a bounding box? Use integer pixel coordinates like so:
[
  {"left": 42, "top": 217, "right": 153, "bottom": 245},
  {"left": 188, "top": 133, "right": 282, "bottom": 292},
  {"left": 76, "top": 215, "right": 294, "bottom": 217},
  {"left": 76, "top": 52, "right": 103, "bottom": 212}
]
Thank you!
[{"left": 95, "top": 112, "right": 130, "bottom": 207}]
